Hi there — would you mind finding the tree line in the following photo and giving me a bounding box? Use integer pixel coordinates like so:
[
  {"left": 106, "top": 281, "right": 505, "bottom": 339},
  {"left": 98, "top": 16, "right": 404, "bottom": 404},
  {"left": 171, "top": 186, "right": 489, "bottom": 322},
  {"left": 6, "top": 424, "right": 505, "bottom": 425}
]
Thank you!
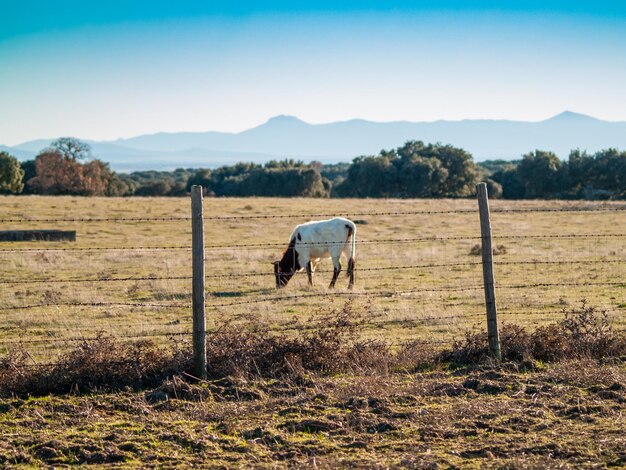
[{"left": 1, "top": 137, "right": 626, "bottom": 199}]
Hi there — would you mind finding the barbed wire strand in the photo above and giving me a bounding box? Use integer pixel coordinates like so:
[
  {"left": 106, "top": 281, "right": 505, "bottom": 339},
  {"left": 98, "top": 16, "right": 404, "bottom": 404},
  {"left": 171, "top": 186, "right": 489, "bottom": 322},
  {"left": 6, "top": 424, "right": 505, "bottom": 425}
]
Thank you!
[
  {"left": 0, "top": 275, "right": 193, "bottom": 285},
  {"left": 200, "top": 233, "right": 626, "bottom": 251},
  {"left": 6, "top": 301, "right": 622, "bottom": 336},
  {"left": 208, "top": 287, "right": 485, "bottom": 309},
  {"left": 0, "top": 246, "right": 191, "bottom": 253},
  {"left": 0, "top": 301, "right": 190, "bottom": 312},
  {"left": 0, "top": 216, "right": 191, "bottom": 223},
  {"left": 1, "top": 232, "right": 623, "bottom": 255},
  {"left": 4, "top": 306, "right": 622, "bottom": 347},
  {"left": 0, "top": 331, "right": 192, "bottom": 345},
  {"left": 5, "top": 258, "right": 626, "bottom": 285},
  {"left": 210, "top": 281, "right": 626, "bottom": 308},
  {"left": 1, "top": 279, "right": 622, "bottom": 313},
  {"left": 2, "top": 205, "right": 625, "bottom": 225},
  {"left": 0, "top": 330, "right": 457, "bottom": 348},
  {"left": 498, "top": 281, "right": 626, "bottom": 290},
  {"left": 203, "top": 258, "right": 626, "bottom": 279}
]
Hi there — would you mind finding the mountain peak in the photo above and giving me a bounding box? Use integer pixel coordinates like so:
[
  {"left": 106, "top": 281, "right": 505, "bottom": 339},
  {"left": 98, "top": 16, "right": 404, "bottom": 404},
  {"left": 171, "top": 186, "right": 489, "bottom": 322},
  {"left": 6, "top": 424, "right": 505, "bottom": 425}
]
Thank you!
[
  {"left": 265, "top": 115, "right": 307, "bottom": 125},
  {"left": 544, "top": 111, "right": 600, "bottom": 123}
]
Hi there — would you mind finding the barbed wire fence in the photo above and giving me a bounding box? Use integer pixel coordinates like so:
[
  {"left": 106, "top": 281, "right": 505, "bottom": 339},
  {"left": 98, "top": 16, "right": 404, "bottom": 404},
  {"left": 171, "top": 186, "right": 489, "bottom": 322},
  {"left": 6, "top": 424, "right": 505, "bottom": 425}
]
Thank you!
[{"left": 1, "top": 185, "right": 625, "bottom": 370}]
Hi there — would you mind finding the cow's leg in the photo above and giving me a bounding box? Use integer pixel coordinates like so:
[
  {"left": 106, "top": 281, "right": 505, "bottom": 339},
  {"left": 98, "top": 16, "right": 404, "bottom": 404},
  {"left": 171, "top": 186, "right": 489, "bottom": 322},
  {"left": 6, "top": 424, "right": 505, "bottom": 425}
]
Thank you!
[
  {"left": 329, "top": 258, "right": 341, "bottom": 289},
  {"left": 347, "top": 258, "right": 355, "bottom": 289},
  {"left": 306, "top": 260, "right": 314, "bottom": 286},
  {"left": 311, "top": 259, "right": 319, "bottom": 272}
]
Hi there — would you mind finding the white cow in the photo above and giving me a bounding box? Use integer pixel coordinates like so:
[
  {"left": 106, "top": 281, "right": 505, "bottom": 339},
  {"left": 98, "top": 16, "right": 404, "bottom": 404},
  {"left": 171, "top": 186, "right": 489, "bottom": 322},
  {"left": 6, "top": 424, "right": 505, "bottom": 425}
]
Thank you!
[{"left": 273, "top": 217, "right": 356, "bottom": 289}]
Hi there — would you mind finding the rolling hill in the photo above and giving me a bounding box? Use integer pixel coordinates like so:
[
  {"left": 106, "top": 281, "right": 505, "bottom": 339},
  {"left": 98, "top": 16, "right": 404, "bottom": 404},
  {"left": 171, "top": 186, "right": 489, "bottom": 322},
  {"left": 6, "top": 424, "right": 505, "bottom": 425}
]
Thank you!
[{"left": 4, "top": 111, "right": 626, "bottom": 171}]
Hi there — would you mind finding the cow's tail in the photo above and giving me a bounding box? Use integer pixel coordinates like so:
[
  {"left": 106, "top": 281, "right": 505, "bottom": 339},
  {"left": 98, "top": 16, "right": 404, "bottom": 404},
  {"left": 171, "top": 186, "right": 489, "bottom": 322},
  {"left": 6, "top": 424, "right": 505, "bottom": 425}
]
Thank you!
[{"left": 346, "top": 222, "right": 356, "bottom": 281}]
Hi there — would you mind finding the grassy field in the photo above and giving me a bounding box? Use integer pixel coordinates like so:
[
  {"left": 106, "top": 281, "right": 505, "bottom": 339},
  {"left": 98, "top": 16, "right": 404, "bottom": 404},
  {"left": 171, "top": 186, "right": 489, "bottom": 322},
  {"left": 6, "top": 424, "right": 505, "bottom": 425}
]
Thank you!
[
  {"left": 1, "top": 358, "right": 625, "bottom": 467},
  {"left": 1, "top": 196, "right": 625, "bottom": 359},
  {"left": 1, "top": 195, "right": 626, "bottom": 468}
]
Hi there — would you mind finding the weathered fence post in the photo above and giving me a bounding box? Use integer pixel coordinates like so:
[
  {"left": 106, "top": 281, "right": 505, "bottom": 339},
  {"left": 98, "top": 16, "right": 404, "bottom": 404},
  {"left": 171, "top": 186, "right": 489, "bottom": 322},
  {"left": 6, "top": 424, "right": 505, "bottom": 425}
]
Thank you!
[
  {"left": 191, "top": 185, "right": 207, "bottom": 379},
  {"left": 476, "top": 182, "right": 501, "bottom": 360}
]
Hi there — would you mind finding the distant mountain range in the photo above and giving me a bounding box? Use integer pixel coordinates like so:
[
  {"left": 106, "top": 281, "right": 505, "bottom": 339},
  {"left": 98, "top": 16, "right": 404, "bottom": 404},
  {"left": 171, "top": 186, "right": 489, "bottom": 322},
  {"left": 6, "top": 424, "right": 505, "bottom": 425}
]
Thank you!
[{"left": 3, "top": 111, "right": 626, "bottom": 172}]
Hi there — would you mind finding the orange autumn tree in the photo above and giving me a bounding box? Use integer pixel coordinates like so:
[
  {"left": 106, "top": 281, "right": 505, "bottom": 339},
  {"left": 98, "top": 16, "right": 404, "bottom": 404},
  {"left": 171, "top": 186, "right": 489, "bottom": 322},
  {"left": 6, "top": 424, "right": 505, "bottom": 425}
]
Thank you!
[{"left": 28, "top": 138, "right": 127, "bottom": 196}]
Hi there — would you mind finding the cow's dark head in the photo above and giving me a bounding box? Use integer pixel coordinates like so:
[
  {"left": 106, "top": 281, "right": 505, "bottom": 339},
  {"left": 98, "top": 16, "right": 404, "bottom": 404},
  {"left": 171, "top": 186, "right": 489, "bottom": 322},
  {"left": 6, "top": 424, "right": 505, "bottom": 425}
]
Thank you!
[{"left": 273, "top": 237, "right": 300, "bottom": 288}]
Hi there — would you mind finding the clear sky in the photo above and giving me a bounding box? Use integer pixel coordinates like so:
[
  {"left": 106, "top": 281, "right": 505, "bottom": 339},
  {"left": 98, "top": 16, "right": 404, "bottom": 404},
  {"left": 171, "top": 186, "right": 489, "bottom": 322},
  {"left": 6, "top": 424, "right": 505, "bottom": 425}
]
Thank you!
[{"left": 1, "top": 1, "right": 626, "bottom": 145}]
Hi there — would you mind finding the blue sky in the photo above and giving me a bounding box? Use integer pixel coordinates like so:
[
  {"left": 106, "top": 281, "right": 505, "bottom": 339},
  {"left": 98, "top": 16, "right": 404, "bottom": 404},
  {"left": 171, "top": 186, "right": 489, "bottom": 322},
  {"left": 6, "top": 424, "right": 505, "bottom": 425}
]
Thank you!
[{"left": 1, "top": 1, "right": 626, "bottom": 145}]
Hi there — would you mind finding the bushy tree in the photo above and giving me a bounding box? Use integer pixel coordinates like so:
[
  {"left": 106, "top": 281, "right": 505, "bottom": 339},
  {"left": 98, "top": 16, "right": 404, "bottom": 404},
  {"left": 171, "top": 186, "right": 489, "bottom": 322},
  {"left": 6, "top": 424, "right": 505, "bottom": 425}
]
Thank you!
[
  {"left": 83, "top": 159, "right": 130, "bottom": 196},
  {"left": 185, "top": 160, "right": 328, "bottom": 197},
  {"left": 486, "top": 148, "right": 626, "bottom": 200},
  {"left": 28, "top": 139, "right": 128, "bottom": 196},
  {"left": 134, "top": 181, "right": 173, "bottom": 196},
  {"left": 0, "top": 151, "right": 24, "bottom": 194},
  {"left": 490, "top": 163, "right": 525, "bottom": 199},
  {"left": 516, "top": 150, "right": 565, "bottom": 198},
  {"left": 29, "top": 150, "right": 84, "bottom": 195},
  {"left": 20, "top": 160, "right": 37, "bottom": 194},
  {"left": 336, "top": 154, "right": 399, "bottom": 197},
  {"left": 243, "top": 167, "right": 327, "bottom": 197},
  {"left": 335, "top": 141, "right": 479, "bottom": 198},
  {"left": 478, "top": 178, "right": 501, "bottom": 198},
  {"left": 397, "top": 141, "right": 476, "bottom": 197},
  {"left": 587, "top": 148, "right": 626, "bottom": 196},
  {"left": 401, "top": 155, "right": 449, "bottom": 197}
]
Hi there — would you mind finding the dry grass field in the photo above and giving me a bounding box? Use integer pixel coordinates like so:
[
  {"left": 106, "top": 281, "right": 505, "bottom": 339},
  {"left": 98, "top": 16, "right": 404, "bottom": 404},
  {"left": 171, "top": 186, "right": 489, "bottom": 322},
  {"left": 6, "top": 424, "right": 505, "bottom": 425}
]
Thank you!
[
  {"left": 1, "top": 195, "right": 625, "bottom": 468},
  {"left": 1, "top": 195, "right": 625, "bottom": 359}
]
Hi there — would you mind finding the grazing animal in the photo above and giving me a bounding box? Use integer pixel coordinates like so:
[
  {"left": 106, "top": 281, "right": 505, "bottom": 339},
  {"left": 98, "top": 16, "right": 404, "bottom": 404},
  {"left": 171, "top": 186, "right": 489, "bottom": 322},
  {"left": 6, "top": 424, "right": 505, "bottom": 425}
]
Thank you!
[{"left": 274, "top": 217, "right": 356, "bottom": 289}]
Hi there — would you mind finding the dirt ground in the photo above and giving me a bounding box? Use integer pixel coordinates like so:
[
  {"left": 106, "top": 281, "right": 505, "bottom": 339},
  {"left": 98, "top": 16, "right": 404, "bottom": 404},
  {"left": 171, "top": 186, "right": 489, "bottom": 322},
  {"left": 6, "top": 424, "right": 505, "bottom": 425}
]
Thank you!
[{"left": 1, "top": 360, "right": 624, "bottom": 468}]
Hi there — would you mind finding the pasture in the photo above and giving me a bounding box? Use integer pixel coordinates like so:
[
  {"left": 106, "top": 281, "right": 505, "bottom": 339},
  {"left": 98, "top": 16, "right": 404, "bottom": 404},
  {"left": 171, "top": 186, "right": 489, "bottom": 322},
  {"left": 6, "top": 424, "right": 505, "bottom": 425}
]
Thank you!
[
  {"left": 1, "top": 195, "right": 625, "bottom": 467},
  {"left": 1, "top": 196, "right": 625, "bottom": 358}
]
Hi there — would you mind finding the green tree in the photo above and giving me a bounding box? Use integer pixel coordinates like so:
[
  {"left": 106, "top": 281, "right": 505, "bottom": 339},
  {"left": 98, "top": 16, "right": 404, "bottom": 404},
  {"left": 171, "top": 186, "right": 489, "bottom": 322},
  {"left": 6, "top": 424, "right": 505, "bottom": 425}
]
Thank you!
[
  {"left": 517, "top": 150, "right": 564, "bottom": 198},
  {"left": 337, "top": 154, "right": 399, "bottom": 197},
  {"left": 0, "top": 151, "right": 25, "bottom": 194},
  {"left": 484, "top": 178, "right": 503, "bottom": 199},
  {"left": 398, "top": 155, "right": 448, "bottom": 197},
  {"left": 490, "top": 163, "right": 526, "bottom": 199},
  {"left": 397, "top": 141, "right": 477, "bottom": 197},
  {"left": 335, "top": 140, "right": 478, "bottom": 198},
  {"left": 20, "top": 160, "right": 37, "bottom": 194},
  {"left": 134, "top": 181, "right": 172, "bottom": 196},
  {"left": 186, "top": 169, "right": 212, "bottom": 193},
  {"left": 587, "top": 149, "right": 626, "bottom": 197}
]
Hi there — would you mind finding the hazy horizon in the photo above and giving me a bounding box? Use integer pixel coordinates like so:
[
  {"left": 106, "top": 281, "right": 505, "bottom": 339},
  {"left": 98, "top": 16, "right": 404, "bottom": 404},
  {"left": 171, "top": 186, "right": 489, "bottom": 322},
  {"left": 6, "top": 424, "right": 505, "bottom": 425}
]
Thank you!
[{"left": 2, "top": 1, "right": 626, "bottom": 146}]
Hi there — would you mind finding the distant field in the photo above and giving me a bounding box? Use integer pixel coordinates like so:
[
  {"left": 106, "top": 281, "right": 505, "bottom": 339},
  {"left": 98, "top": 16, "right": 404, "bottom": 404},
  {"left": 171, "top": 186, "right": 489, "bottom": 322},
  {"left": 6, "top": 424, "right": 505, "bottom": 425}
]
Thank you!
[{"left": 1, "top": 195, "right": 625, "bottom": 361}]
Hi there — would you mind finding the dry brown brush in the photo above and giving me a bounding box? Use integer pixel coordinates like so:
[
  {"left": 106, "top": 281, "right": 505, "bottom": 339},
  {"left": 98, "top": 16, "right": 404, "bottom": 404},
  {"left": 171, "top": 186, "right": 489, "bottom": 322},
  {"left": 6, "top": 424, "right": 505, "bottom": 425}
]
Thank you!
[
  {"left": 445, "top": 301, "right": 626, "bottom": 364},
  {"left": 0, "top": 334, "right": 190, "bottom": 396},
  {"left": 204, "top": 301, "right": 391, "bottom": 378},
  {"left": 1, "top": 301, "right": 624, "bottom": 397}
]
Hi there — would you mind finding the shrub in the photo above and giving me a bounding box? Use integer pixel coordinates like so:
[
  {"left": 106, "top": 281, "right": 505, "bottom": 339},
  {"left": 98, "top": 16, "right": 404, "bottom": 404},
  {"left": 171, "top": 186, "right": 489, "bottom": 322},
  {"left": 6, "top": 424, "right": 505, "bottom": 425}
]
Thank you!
[{"left": 445, "top": 301, "right": 626, "bottom": 365}]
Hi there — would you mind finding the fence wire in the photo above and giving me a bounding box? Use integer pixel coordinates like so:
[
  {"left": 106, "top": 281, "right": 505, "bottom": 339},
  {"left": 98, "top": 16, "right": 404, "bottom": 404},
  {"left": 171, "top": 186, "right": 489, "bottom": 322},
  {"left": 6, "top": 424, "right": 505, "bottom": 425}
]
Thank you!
[
  {"left": 2, "top": 258, "right": 625, "bottom": 285},
  {"left": 1, "top": 204, "right": 624, "bottom": 225},
  {"left": 0, "top": 301, "right": 190, "bottom": 311},
  {"left": 0, "top": 233, "right": 623, "bottom": 254}
]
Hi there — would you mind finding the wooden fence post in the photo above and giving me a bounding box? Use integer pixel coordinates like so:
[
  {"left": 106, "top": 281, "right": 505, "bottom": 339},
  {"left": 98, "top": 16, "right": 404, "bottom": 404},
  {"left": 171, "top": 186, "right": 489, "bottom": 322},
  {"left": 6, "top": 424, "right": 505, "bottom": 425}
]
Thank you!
[
  {"left": 476, "top": 182, "right": 501, "bottom": 360},
  {"left": 191, "top": 185, "right": 207, "bottom": 379}
]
